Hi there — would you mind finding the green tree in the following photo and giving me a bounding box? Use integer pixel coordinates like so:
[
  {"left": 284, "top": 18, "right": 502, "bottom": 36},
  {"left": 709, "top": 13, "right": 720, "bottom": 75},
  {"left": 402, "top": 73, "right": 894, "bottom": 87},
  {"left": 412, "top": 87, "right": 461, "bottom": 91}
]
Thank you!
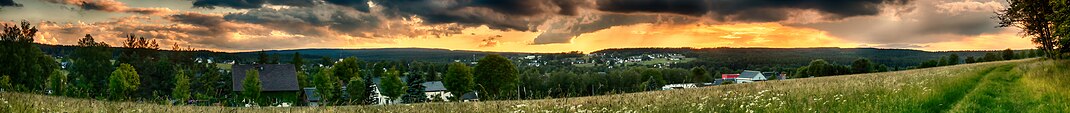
[
  {"left": 46, "top": 69, "right": 67, "bottom": 95},
  {"left": 1, "top": 21, "right": 59, "bottom": 91},
  {"left": 379, "top": 68, "right": 407, "bottom": 102},
  {"left": 947, "top": 54, "right": 960, "bottom": 65},
  {"left": 257, "top": 51, "right": 269, "bottom": 64},
  {"left": 172, "top": 70, "right": 191, "bottom": 104},
  {"left": 997, "top": 0, "right": 1063, "bottom": 58},
  {"left": 404, "top": 74, "right": 429, "bottom": 103},
  {"left": 473, "top": 54, "right": 519, "bottom": 99},
  {"left": 242, "top": 69, "right": 262, "bottom": 102},
  {"left": 313, "top": 68, "right": 340, "bottom": 105},
  {"left": 292, "top": 52, "right": 307, "bottom": 87},
  {"left": 640, "top": 69, "right": 666, "bottom": 91},
  {"left": 851, "top": 58, "right": 874, "bottom": 74},
  {"left": 0, "top": 75, "right": 10, "bottom": 91},
  {"left": 443, "top": 62, "right": 474, "bottom": 98},
  {"left": 69, "top": 34, "right": 113, "bottom": 97},
  {"left": 346, "top": 76, "right": 367, "bottom": 105},
  {"left": 876, "top": 64, "right": 890, "bottom": 72},
  {"left": 983, "top": 52, "right": 1001, "bottom": 62},
  {"left": 1002, "top": 49, "right": 1017, "bottom": 60},
  {"left": 965, "top": 56, "right": 977, "bottom": 63},
  {"left": 690, "top": 67, "right": 708, "bottom": 84},
  {"left": 109, "top": 64, "right": 140, "bottom": 100},
  {"left": 332, "top": 57, "right": 361, "bottom": 83}
]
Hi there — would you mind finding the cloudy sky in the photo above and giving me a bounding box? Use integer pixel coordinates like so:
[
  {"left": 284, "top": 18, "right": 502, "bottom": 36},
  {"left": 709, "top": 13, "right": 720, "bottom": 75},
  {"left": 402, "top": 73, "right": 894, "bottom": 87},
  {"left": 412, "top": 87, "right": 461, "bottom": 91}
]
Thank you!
[{"left": 0, "top": 0, "right": 1035, "bottom": 53}]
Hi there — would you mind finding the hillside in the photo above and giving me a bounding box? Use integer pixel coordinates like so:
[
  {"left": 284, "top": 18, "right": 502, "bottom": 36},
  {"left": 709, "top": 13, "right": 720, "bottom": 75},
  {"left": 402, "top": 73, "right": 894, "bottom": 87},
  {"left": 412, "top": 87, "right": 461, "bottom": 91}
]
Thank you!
[{"left": 3, "top": 59, "right": 1067, "bottom": 112}]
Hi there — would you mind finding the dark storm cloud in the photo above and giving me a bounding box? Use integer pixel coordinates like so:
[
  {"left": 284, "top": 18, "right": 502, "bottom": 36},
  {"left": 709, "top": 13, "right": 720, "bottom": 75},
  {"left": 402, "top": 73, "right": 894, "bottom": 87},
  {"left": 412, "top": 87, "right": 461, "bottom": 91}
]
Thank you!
[
  {"left": 221, "top": 6, "right": 381, "bottom": 37},
  {"left": 796, "top": 0, "right": 1005, "bottom": 44},
  {"left": 364, "top": 0, "right": 592, "bottom": 32},
  {"left": 192, "top": 0, "right": 316, "bottom": 9},
  {"left": 534, "top": 14, "right": 695, "bottom": 44},
  {"left": 0, "top": 0, "right": 20, "bottom": 7},
  {"left": 596, "top": 0, "right": 910, "bottom": 22},
  {"left": 324, "top": 0, "right": 370, "bottom": 12}
]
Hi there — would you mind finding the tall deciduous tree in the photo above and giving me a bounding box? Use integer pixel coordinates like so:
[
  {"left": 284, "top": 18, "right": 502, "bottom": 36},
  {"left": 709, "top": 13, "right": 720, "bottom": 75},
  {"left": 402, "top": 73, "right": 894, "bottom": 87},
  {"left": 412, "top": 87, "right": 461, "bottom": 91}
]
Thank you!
[
  {"left": 109, "top": 64, "right": 140, "bottom": 100},
  {"left": 313, "top": 68, "right": 340, "bottom": 105},
  {"left": 346, "top": 76, "right": 367, "bottom": 105},
  {"left": 443, "top": 62, "right": 474, "bottom": 99},
  {"left": 333, "top": 57, "right": 361, "bottom": 84},
  {"left": 690, "top": 67, "right": 708, "bottom": 84},
  {"left": 948, "top": 54, "right": 960, "bottom": 65},
  {"left": 379, "top": 68, "right": 406, "bottom": 103},
  {"left": 70, "top": 34, "right": 113, "bottom": 97},
  {"left": 1003, "top": 49, "right": 1017, "bottom": 60},
  {"left": 0, "top": 21, "right": 59, "bottom": 91},
  {"left": 997, "top": 0, "right": 1064, "bottom": 58},
  {"left": 473, "top": 54, "right": 519, "bottom": 99},
  {"left": 851, "top": 58, "right": 874, "bottom": 74}
]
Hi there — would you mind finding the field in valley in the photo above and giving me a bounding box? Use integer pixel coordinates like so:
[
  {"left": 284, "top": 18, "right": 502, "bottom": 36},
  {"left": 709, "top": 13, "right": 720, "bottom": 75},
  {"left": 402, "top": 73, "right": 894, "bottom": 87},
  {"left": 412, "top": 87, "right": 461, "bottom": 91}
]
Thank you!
[{"left": 2, "top": 59, "right": 1069, "bottom": 112}]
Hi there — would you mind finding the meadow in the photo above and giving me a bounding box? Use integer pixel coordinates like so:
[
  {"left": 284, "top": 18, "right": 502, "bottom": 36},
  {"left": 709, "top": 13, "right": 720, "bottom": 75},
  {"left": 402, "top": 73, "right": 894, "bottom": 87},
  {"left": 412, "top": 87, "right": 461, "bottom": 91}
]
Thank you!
[{"left": 2, "top": 59, "right": 1068, "bottom": 112}]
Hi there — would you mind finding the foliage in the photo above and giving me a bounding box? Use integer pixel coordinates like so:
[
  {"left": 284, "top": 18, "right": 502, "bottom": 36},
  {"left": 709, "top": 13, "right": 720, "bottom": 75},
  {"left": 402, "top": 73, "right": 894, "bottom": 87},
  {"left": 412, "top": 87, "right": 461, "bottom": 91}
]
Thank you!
[
  {"left": 403, "top": 74, "right": 428, "bottom": 103},
  {"left": 171, "top": 70, "right": 191, "bottom": 104},
  {"left": 108, "top": 64, "right": 140, "bottom": 100},
  {"left": 46, "top": 70, "right": 67, "bottom": 95},
  {"left": 1003, "top": 49, "right": 1017, "bottom": 60},
  {"left": 0, "top": 21, "right": 59, "bottom": 91},
  {"left": 0, "top": 75, "right": 10, "bottom": 91},
  {"left": 997, "top": 0, "right": 1065, "bottom": 58},
  {"left": 983, "top": 53, "right": 1001, "bottom": 62},
  {"left": 851, "top": 58, "right": 874, "bottom": 74},
  {"left": 332, "top": 57, "right": 361, "bottom": 84},
  {"left": 345, "top": 76, "right": 367, "bottom": 105},
  {"left": 965, "top": 57, "right": 977, "bottom": 63},
  {"left": 443, "top": 62, "right": 474, "bottom": 99},
  {"left": 473, "top": 54, "right": 519, "bottom": 99},
  {"left": 242, "top": 69, "right": 261, "bottom": 102},
  {"left": 313, "top": 68, "right": 340, "bottom": 105},
  {"left": 69, "top": 34, "right": 113, "bottom": 97},
  {"left": 794, "top": 59, "right": 851, "bottom": 78},
  {"left": 690, "top": 67, "right": 708, "bottom": 84},
  {"left": 948, "top": 54, "right": 960, "bottom": 65},
  {"left": 379, "top": 69, "right": 407, "bottom": 100}
]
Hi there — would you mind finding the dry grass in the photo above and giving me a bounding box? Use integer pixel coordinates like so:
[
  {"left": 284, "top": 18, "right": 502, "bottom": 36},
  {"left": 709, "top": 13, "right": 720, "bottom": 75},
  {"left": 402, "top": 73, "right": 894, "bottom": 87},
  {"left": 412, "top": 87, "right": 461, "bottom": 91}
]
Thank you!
[{"left": 3, "top": 59, "right": 1067, "bottom": 113}]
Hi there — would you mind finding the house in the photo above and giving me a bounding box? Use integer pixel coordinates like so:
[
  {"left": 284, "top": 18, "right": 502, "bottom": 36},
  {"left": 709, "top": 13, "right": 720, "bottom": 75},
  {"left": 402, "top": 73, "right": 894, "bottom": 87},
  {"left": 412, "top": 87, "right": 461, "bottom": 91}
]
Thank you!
[
  {"left": 660, "top": 83, "right": 698, "bottom": 90},
  {"left": 736, "top": 70, "right": 768, "bottom": 83},
  {"left": 231, "top": 64, "right": 301, "bottom": 105},
  {"left": 303, "top": 88, "right": 320, "bottom": 106},
  {"left": 421, "top": 81, "right": 453, "bottom": 101},
  {"left": 721, "top": 74, "right": 740, "bottom": 83},
  {"left": 459, "top": 92, "right": 480, "bottom": 102}
]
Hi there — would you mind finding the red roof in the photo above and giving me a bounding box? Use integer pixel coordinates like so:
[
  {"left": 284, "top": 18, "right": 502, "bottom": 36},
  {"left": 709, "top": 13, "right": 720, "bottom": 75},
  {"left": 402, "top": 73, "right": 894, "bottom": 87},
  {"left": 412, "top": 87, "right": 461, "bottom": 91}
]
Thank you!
[{"left": 722, "top": 74, "right": 740, "bottom": 79}]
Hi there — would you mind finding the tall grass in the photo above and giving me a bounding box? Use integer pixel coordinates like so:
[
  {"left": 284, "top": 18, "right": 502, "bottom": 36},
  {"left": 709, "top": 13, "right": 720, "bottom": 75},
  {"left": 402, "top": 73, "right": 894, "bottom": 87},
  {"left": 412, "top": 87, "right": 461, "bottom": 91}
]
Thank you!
[{"left": 2, "top": 59, "right": 1068, "bottom": 112}]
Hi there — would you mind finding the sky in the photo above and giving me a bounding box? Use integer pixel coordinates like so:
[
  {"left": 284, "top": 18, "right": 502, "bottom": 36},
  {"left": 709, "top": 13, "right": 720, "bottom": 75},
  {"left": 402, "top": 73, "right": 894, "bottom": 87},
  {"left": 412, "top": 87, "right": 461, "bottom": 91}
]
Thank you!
[{"left": 0, "top": 0, "right": 1037, "bottom": 53}]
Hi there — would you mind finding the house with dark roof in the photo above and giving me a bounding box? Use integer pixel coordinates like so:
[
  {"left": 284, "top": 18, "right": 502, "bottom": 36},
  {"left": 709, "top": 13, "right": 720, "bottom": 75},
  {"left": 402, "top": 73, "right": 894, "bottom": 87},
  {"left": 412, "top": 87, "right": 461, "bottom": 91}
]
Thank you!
[
  {"left": 421, "top": 81, "right": 452, "bottom": 101},
  {"left": 736, "top": 70, "right": 768, "bottom": 83},
  {"left": 231, "top": 64, "right": 301, "bottom": 105}
]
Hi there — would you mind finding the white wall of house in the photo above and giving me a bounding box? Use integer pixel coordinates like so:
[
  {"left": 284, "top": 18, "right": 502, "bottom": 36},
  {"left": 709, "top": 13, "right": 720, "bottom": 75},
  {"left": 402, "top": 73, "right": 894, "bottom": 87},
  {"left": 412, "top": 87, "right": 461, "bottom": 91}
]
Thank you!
[{"left": 425, "top": 91, "right": 453, "bottom": 101}]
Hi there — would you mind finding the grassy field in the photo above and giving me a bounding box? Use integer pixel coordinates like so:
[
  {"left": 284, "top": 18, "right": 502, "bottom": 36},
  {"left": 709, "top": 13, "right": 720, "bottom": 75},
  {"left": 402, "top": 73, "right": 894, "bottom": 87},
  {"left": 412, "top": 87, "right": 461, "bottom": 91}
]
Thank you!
[{"left": 2, "top": 59, "right": 1068, "bottom": 112}]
